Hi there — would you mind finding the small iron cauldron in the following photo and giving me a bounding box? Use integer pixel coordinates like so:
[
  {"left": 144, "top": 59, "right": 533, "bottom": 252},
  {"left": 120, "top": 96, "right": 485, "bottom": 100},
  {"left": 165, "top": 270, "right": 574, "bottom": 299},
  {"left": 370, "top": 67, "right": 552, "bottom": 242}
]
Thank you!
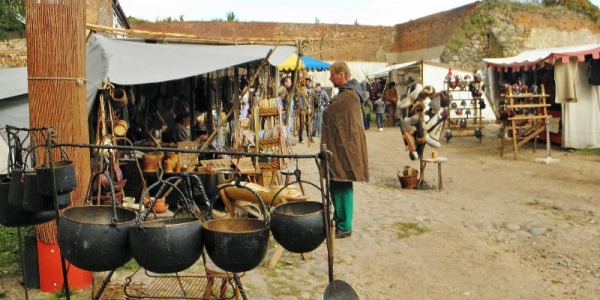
[
  {"left": 0, "top": 175, "right": 56, "bottom": 227},
  {"left": 129, "top": 217, "right": 202, "bottom": 274},
  {"left": 35, "top": 160, "right": 77, "bottom": 196},
  {"left": 21, "top": 172, "right": 71, "bottom": 212},
  {"left": 202, "top": 183, "right": 269, "bottom": 273},
  {"left": 58, "top": 205, "right": 136, "bottom": 272},
  {"left": 271, "top": 201, "right": 325, "bottom": 253}
]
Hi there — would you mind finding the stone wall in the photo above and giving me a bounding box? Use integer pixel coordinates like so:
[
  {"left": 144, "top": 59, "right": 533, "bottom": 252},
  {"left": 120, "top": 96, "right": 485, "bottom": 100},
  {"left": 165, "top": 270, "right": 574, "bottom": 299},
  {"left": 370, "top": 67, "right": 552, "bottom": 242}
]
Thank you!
[
  {"left": 0, "top": 39, "right": 27, "bottom": 68},
  {"left": 130, "top": 22, "right": 395, "bottom": 62}
]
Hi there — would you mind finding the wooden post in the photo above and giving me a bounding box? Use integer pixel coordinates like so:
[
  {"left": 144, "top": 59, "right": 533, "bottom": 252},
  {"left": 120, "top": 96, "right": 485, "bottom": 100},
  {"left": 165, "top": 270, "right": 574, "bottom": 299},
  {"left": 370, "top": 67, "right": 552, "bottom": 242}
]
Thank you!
[{"left": 26, "top": 0, "right": 91, "bottom": 243}]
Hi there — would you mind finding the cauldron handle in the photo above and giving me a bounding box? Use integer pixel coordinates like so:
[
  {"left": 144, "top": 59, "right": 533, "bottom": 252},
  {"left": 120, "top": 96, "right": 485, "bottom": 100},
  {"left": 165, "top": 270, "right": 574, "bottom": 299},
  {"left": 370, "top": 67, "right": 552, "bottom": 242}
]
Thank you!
[
  {"left": 268, "top": 179, "right": 323, "bottom": 208},
  {"left": 209, "top": 181, "right": 269, "bottom": 228}
]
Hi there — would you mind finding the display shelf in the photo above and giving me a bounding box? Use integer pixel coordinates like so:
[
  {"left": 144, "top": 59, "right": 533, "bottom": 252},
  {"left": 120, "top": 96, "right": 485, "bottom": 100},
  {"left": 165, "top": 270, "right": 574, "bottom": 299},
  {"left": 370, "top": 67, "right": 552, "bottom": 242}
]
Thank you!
[
  {"left": 443, "top": 81, "right": 485, "bottom": 143},
  {"left": 253, "top": 98, "right": 284, "bottom": 185},
  {"left": 498, "top": 84, "right": 550, "bottom": 160}
]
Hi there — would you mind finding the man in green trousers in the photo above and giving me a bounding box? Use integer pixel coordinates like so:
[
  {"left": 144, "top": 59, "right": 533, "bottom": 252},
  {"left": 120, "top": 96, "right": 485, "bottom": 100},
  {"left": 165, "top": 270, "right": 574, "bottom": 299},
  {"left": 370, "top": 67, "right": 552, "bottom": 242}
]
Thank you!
[{"left": 321, "top": 61, "right": 370, "bottom": 239}]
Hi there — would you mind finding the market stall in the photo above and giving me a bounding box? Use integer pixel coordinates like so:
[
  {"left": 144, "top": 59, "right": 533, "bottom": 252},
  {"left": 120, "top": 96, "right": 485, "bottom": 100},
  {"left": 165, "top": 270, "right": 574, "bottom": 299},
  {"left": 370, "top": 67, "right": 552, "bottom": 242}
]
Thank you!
[{"left": 483, "top": 44, "right": 600, "bottom": 149}]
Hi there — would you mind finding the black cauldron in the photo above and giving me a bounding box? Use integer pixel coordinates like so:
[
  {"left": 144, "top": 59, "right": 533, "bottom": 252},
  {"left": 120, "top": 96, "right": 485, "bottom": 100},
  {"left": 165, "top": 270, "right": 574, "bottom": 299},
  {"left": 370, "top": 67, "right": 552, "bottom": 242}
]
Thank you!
[
  {"left": 35, "top": 160, "right": 77, "bottom": 196},
  {"left": 0, "top": 175, "right": 56, "bottom": 227},
  {"left": 271, "top": 201, "right": 325, "bottom": 253},
  {"left": 202, "top": 182, "right": 270, "bottom": 273},
  {"left": 21, "top": 172, "right": 70, "bottom": 211},
  {"left": 58, "top": 205, "right": 136, "bottom": 272},
  {"left": 202, "top": 217, "right": 269, "bottom": 273},
  {"left": 129, "top": 217, "right": 203, "bottom": 273}
]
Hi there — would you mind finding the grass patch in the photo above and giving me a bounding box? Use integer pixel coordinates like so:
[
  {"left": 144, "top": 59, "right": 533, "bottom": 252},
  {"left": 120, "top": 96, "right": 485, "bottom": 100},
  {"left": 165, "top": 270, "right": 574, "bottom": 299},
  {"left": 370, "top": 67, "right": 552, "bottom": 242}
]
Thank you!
[
  {"left": 0, "top": 226, "right": 35, "bottom": 279},
  {"left": 574, "top": 148, "right": 600, "bottom": 156},
  {"left": 526, "top": 200, "right": 572, "bottom": 221},
  {"left": 394, "top": 222, "right": 428, "bottom": 239}
]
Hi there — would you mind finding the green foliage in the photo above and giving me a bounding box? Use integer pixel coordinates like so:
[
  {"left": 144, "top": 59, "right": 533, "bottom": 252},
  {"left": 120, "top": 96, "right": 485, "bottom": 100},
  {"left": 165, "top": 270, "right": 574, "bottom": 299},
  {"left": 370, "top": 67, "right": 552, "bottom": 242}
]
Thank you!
[
  {"left": 0, "top": 226, "right": 33, "bottom": 279},
  {"left": 227, "top": 11, "right": 237, "bottom": 22},
  {"left": 0, "top": 0, "right": 25, "bottom": 41},
  {"left": 127, "top": 16, "right": 152, "bottom": 24}
]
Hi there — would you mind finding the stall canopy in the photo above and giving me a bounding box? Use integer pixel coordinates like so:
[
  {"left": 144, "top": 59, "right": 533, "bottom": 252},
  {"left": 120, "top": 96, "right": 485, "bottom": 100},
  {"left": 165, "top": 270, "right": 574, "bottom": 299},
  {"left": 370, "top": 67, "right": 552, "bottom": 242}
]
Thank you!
[
  {"left": 483, "top": 44, "right": 600, "bottom": 149},
  {"left": 483, "top": 44, "right": 600, "bottom": 71},
  {"left": 277, "top": 53, "right": 331, "bottom": 72}
]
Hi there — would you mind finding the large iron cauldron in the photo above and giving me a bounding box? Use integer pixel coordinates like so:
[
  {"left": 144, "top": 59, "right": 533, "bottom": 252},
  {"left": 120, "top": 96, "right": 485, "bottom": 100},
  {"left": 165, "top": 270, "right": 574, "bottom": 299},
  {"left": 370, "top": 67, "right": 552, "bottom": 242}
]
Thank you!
[
  {"left": 202, "top": 218, "right": 269, "bottom": 273},
  {"left": 129, "top": 217, "right": 202, "bottom": 273},
  {"left": 58, "top": 205, "right": 136, "bottom": 272},
  {"left": 271, "top": 201, "right": 325, "bottom": 253},
  {"left": 0, "top": 175, "right": 56, "bottom": 227},
  {"left": 202, "top": 182, "right": 270, "bottom": 273}
]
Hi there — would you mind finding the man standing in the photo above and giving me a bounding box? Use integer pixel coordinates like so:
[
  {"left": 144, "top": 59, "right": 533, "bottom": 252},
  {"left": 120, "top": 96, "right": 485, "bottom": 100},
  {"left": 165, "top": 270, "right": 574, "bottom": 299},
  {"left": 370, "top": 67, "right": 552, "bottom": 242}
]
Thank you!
[
  {"left": 311, "top": 82, "right": 330, "bottom": 138},
  {"left": 321, "top": 61, "right": 369, "bottom": 239},
  {"left": 384, "top": 81, "right": 398, "bottom": 127},
  {"left": 373, "top": 96, "right": 386, "bottom": 131},
  {"left": 277, "top": 76, "right": 292, "bottom": 125}
]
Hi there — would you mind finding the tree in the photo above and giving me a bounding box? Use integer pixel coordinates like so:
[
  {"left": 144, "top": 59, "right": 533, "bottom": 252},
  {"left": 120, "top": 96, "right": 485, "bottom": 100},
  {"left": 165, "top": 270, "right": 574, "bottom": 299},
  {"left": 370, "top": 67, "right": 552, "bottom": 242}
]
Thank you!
[
  {"left": 227, "top": 11, "right": 237, "bottom": 22},
  {"left": 0, "top": 0, "right": 25, "bottom": 41}
]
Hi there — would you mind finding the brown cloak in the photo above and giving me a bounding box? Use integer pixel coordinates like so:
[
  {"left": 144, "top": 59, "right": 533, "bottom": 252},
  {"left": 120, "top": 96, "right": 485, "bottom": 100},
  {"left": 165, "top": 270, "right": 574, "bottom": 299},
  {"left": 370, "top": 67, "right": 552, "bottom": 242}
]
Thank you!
[{"left": 321, "top": 89, "right": 369, "bottom": 182}]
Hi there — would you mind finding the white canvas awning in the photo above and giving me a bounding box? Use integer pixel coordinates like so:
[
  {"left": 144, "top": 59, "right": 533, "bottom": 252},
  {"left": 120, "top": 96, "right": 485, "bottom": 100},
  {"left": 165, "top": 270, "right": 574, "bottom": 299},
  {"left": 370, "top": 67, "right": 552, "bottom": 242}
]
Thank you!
[
  {"left": 86, "top": 34, "right": 296, "bottom": 86},
  {"left": 367, "top": 61, "right": 419, "bottom": 79},
  {"left": 483, "top": 44, "right": 600, "bottom": 71},
  {"left": 85, "top": 34, "right": 297, "bottom": 110},
  {"left": 0, "top": 67, "right": 27, "bottom": 99}
]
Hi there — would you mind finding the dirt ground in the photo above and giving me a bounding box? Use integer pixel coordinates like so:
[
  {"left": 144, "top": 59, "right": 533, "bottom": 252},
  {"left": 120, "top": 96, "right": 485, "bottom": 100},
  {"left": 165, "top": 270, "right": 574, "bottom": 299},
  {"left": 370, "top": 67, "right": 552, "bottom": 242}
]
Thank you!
[{"left": 2, "top": 123, "right": 599, "bottom": 299}]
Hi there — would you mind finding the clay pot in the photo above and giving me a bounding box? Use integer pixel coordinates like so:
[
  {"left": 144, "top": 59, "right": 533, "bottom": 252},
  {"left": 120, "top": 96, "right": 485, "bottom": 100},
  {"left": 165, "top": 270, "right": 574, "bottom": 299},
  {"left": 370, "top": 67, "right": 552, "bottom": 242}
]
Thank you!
[{"left": 152, "top": 198, "right": 169, "bottom": 213}]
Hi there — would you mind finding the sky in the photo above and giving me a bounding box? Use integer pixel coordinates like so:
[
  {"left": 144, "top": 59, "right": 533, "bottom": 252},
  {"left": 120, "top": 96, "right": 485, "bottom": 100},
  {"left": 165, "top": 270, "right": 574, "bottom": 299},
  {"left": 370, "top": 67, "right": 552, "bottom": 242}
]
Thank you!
[{"left": 115, "top": 0, "right": 495, "bottom": 26}]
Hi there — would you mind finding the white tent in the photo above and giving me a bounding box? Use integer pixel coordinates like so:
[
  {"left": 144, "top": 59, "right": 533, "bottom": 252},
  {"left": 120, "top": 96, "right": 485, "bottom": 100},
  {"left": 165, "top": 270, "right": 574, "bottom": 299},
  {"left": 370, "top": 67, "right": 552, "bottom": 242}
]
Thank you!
[
  {"left": 368, "top": 60, "right": 497, "bottom": 121},
  {"left": 483, "top": 44, "right": 600, "bottom": 149}
]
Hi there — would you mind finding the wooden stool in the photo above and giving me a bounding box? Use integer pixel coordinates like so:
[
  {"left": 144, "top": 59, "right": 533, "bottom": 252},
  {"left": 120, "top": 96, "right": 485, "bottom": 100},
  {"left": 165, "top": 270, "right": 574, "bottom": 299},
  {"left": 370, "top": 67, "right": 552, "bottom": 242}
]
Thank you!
[
  {"left": 422, "top": 157, "right": 447, "bottom": 191},
  {"left": 280, "top": 168, "right": 305, "bottom": 194}
]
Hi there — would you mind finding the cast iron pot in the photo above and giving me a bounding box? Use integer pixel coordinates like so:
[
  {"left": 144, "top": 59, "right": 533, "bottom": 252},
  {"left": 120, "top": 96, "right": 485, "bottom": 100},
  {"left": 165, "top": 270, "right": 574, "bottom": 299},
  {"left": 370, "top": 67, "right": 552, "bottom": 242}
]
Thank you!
[
  {"left": 202, "top": 218, "right": 269, "bottom": 273},
  {"left": 0, "top": 175, "right": 56, "bottom": 227},
  {"left": 58, "top": 205, "right": 136, "bottom": 272},
  {"left": 35, "top": 160, "right": 77, "bottom": 196},
  {"left": 202, "top": 182, "right": 270, "bottom": 273},
  {"left": 21, "top": 172, "right": 70, "bottom": 211},
  {"left": 129, "top": 217, "right": 203, "bottom": 273},
  {"left": 7, "top": 168, "right": 27, "bottom": 208},
  {"left": 271, "top": 201, "right": 325, "bottom": 253}
]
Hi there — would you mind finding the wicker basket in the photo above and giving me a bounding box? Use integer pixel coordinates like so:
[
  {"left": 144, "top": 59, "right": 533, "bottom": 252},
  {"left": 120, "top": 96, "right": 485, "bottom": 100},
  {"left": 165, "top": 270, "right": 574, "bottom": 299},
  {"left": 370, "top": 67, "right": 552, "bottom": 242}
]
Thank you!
[
  {"left": 397, "top": 166, "right": 418, "bottom": 189},
  {"left": 259, "top": 107, "right": 279, "bottom": 117}
]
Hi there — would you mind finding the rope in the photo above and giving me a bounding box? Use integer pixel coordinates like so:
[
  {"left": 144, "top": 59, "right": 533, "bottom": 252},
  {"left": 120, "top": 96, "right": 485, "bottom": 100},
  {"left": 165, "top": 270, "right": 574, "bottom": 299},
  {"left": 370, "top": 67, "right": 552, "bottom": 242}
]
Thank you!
[{"left": 27, "top": 76, "right": 103, "bottom": 89}]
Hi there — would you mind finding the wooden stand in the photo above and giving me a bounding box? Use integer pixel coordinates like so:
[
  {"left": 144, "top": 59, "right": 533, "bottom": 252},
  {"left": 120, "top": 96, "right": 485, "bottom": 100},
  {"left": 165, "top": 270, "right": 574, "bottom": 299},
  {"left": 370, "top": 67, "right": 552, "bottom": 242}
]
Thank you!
[
  {"left": 253, "top": 103, "right": 284, "bottom": 186},
  {"left": 444, "top": 80, "right": 485, "bottom": 143},
  {"left": 499, "top": 85, "right": 550, "bottom": 160}
]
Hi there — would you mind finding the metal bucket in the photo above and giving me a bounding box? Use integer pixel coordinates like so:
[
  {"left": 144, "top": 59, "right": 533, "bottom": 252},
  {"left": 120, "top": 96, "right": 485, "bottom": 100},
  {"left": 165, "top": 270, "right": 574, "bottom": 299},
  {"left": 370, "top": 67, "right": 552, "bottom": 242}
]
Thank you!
[
  {"left": 129, "top": 217, "right": 203, "bottom": 273},
  {"left": 57, "top": 205, "right": 136, "bottom": 272}
]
